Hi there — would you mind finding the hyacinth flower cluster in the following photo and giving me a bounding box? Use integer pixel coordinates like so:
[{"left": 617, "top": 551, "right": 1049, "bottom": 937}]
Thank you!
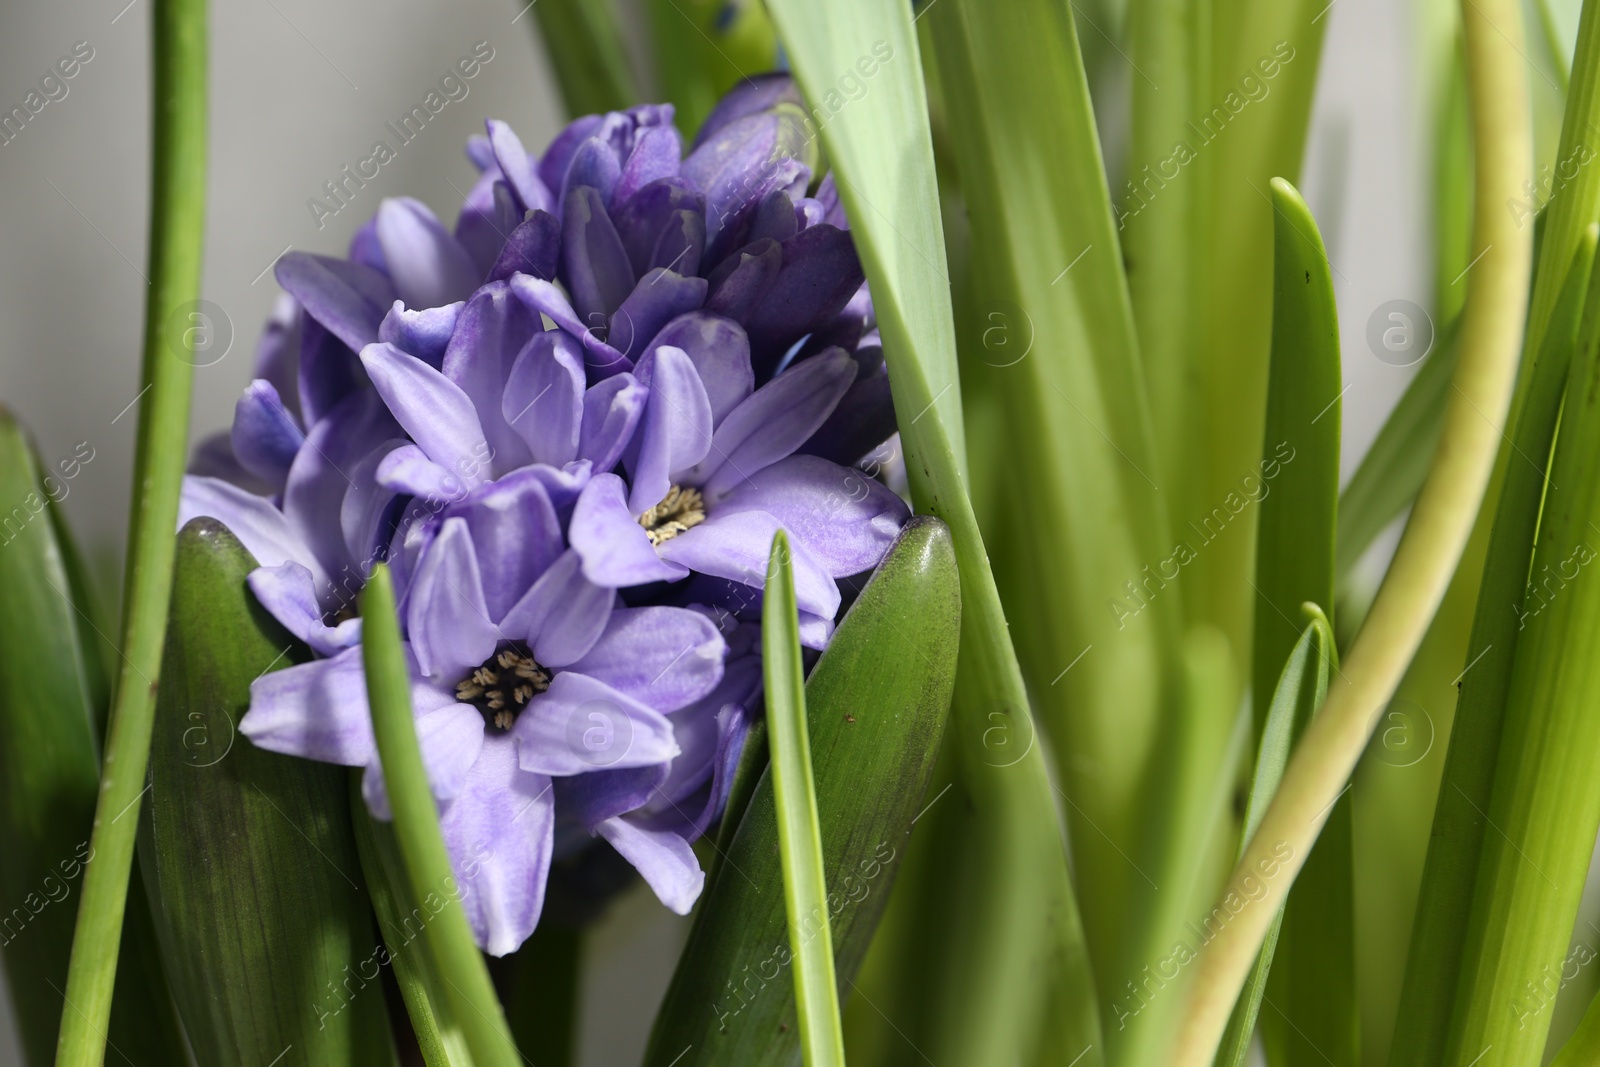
[{"left": 177, "top": 74, "right": 908, "bottom": 956}]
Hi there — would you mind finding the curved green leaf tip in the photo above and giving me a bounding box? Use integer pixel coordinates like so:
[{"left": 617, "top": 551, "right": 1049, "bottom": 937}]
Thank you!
[{"left": 763, "top": 529, "right": 847, "bottom": 1067}]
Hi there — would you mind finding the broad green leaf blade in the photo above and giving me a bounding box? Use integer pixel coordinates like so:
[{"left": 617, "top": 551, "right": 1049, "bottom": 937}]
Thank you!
[
  {"left": 524, "top": 0, "right": 637, "bottom": 116},
  {"left": 1248, "top": 178, "right": 1355, "bottom": 1067},
  {"left": 351, "top": 787, "right": 476, "bottom": 1067},
  {"left": 1214, "top": 611, "right": 1335, "bottom": 1067},
  {"left": 758, "top": 3, "right": 1097, "bottom": 1062},
  {"left": 644, "top": 0, "right": 777, "bottom": 133},
  {"left": 0, "top": 412, "right": 108, "bottom": 1066},
  {"left": 360, "top": 564, "right": 520, "bottom": 1067},
  {"left": 57, "top": 0, "right": 208, "bottom": 1057},
  {"left": 493, "top": 920, "right": 581, "bottom": 1067},
  {"left": 140, "top": 519, "right": 396, "bottom": 1065},
  {"left": 645, "top": 517, "right": 959, "bottom": 1066},
  {"left": 924, "top": 6, "right": 1180, "bottom": 1050},
  {"left": 763, "top": 530, "right": 846, "bottom": 1067},
  {"left": 1390, "top": 229, "right": 1598, "bottom": 1066}
]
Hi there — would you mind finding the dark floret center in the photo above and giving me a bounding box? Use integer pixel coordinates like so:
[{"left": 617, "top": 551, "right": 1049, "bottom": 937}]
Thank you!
[
  {"left": 639, "top": 484, "right": 707, "bottom": 546},
  {"left": 455, "top": 642, "right": 550, "bottom": 732}
]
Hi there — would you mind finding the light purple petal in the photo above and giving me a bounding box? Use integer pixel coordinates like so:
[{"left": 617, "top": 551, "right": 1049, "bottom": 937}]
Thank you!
[
  {"left": 376, "top": 443, "right": 474, "bottom": 503},
  {"left": 597, "top": 818, "right": 703, "bottom": 915},
  {"left": 230, "top": 380, "right": 304, "bottom": 494},
  {"left": 628, "top": 346, "right": 713, "bottom": 515},
  {"left": 503, "top": 331, "right": 585, "bottom": 467},
  {"left": 446, "top": 470, "right": 564, "bottom": 624},
  {"left": 501, "top": 549, "right": 615, "bottom": 669},
  {"left": 375, "top": 197, "right": 482, "bottom": 310},
  {"left": 406, "top": 517, "right": 501, "bottom": 680},
  {"left": 438, "top": 734, "right": 554, "bottom": 956},
  {"left": 693, "top": 348, "right": 856, "bottom": 500},
  {"left": 378, "top": 300, "right": 462, "bottom": 368},
  {"left": 179, "top": 476, "right": 312, "bottom": 575},
  {"left": 486, "top": 119, "right": 552, "bottom": 216},
  {"left": 281, "top": 390, "right": 398, "bottom": 583},
  {"left": 362, "top": 703, "right": 486, "bottom": 819},
  {"left": 608, "top": 270, "right": 708, "bottom": 364},
  {"left": 539, "top": 114, "right": 605, "bottom": 192},
  {"left": 638, "top": 313, "right": 754, "bottom": 423},
  {"left": 691, "top": 72, "right": 802, "bottom": 149},
  {"left": 275, "top": 252, "right": 396, "bottom": 352},
  {"left": 567, "top": 607, "right": 725, "bottom": 713},
  {"left": 798, "top": 611, "right": 835, "bottom": 651},
  {"left": 513, "top": 672, "right": 680, "bottom": 776},
  {"left": 251, "top": 293, "right": 303, "bottom": 421},
  {"left": 361, "top": 342, "right": 491, "bottom": 486},
  {"left": 248, "top": 561, "right": 362, "bottom": 659},
  {"left": 577, "top": 372, "right": 646, "bottom": 473},
  {"left": 713, "top": 455, "right": 907, "bottom": 577},
  {"left": 656, "top": 511, "right": 841, "bottom": 619},
  {"left": 243, "top": 647, "right": 377, "bottom": 766},
  {"left": 614, "top": 124, "right": 682, "bottom": 206},
  {"left": 441, "top": 281, "right": 540, "bottom": 472},
  {"left": 570, "top": 473, "right": 689, "bottom": 587},
  {"left": 506, "top": 275, "right": 627, "bottom": 376},
  {"left": 339, "top": 440, "right": 407, "bottom": 570}
]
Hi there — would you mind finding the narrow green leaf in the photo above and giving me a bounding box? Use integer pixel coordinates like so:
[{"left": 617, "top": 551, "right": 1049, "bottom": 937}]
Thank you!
[
  {"left": 645, "top": 517, "right": 959, "bottom": 1065},
  {"left": 360, "top": 564, "right": 520, "bottom": 1067},
  {"left": 0, "top": 411, "right": 107, "bottom": 1066},
  {"left": 351, "top": 787, "right": 475, "bottom": 1067},
  {"left": 763, "top": 529, "right": 846, "bottom": 1067},
  {"left": 757, "top": 3, "right": 1098, "bottom": 1061},
  {"left": 140, "top": 519, "right": 395, "bottom": 1065},
  {"left": 1551, "top": 987, "right": 1600, "bottom": 1067},
  {"left": 1390, "top": 229, "right": 1598, "bottom": 1066},
  {"left": 644, "top": 0, "right": 777, "bottom": 134},
  {"left": 1214, "top": 610, "right": 1335, "bottom": 1067},
  {"left": 523, "top": 0, "right": 637, "bottom": 116},
  {"left": 56, "top": 0, "right": 208, "bottom": 1057}
]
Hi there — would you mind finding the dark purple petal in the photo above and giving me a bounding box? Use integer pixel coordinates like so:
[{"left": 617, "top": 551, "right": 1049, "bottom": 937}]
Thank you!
[
  {"left": 456, "top": 172, "right": 521, "bottom": 277},
  {"left": 655, "top": 510, "right": 841, "bottom": 619},
  {"left": 638, "top": 313, "right": 754, "bottom": 423},
  {"left": 538, "top": 114, "right": 605, "bottom": 194},
  {"left": 799, "top": 375, "right": 897, "bottom": 467},
  {"left": 693, "top": 347, "right": 856, "bottom": 500},
  {"left": 558, "top": 765, "right": 668, "bottom": 830},
  {"left": 378, "top": 300, "right": 462, "bottom": 368},
  {"left": 615, "top": 124, "right": 682, "bottom": 206},
  {"left": 567, "top": 606, "right": 726, "bottom": 713},
  {"left": 649, "top": 209, "right": 705, "bottom": 277},
  {"left": 376, "top": 443, "right": 472, "bottom": 502},
  {"left": 746, "top": 225, "right": 866, "bottom": 378},
  {"left": 596, "top": 818, "right": 703, "bottom": 914},
  {"left": 570, "top": 473, "right": 688, "bottom": 586},
  {"left": 503, "top": 331, "right": 585, "bottom": 467},
  {"left": 578, "top": 372, "right": 646, "bottom": 473},
  {"left": 705, "top": 239, "right": 781, "bottom": 325},
  {"left": 815, "top": 172, "right": 848, "bottom": 229},
  {"left": 561, "top": 186, "right": 636, "bottom": 328},
  {"left": 442, "top": 281, "right": 541, "bottom": 472},
  {"left": 487, "top": 209, "right": 561, "bottom": 284},
  {"left": 501, "top": 549, "right": 615, "bottom": 669},
  {"left": 179, "top": 476, "right": 311, "bottom": 575},
  {"left": 296, "top": 318, "right": 366, "bottom": 429},
  {"left": 445, "top": 470, "right": 564, "bottom": 624},
  {"left": 231, "top": 380, "right": 304, "bottom": 493},
  {"left": 349, "top": 218, "right": 387, "bottom": 273},
  {"left": 362, "top": 342, "right": 491, "bottom": 485},
  {"left": 253, "top": 294, "right": 303, "bottom": 420},
  {"left": 438, "top": 734, "right": 554, "bottom": 956},
  {"left": 247, "top": 562, "right": 361, "bottom": 658},
  {"left": 628, "top": 346, "right": 713, "bottom": 514},
  {"left": 362, "top": 704, "right": 486, "bottom": 818},
  {"left": 562, "top": 138, "right": 622, "bottom": 209},
  {"left": 683, "top": 110, "right": 812, "bottom": 257},
  {"left": 747, "top": 189, "right": 798, "bottom": 245},
  {"left": 405, "top": 515, "right": 501, "bottom": 679},
  {"left": 338, "top": 439, "right": 408, "bottom": 579},
  {"left": 376, "top": 197, "right": 482, "bottom": 310},
  {"left": 793, "top": 197, "right": 825, "bottom": 230},
  {"left": 608, "top": 270, "right": 709, "bottom": 363},
  {"left": 692, "top": 73, "right": 802, "bottom": 149},
  {"left": 612, "top": 178, "right": 706, "bottom": 279},
  {"left": 281, "top": 390, "right": 399, "bottom": 581},
  {"left": 514, "top": 673, "right": 680, "bottom": 776},
  {"left": 276, "top": 252, "right": 396, "bottom": 352},
  {"left": 486, "top": 119, "right": 552, "bottom": 216},
  {"left": 714, "top": 455, "right": 907, "bottom": 577}
]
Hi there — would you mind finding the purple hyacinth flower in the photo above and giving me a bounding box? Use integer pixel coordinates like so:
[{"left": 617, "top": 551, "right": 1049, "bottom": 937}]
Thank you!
[
  {"left": 239, "top": 499, "right": 727, "bottom": 953},
  {"left": 568, "top": 343, "right": 908, "bottom": 641}
]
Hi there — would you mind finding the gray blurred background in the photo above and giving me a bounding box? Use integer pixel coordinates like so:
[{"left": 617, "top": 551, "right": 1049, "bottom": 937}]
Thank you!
[{"left": 0, "top": 0, "right": 1578, "bottom": 1063}]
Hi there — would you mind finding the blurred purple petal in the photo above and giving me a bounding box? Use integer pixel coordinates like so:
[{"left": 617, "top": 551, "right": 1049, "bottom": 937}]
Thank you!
[
  {"left": 486, "top": 119, "right": 552, "bottom": 215},
  {"left": 375, "top": 197, "right": 482, "bottom": 310}
]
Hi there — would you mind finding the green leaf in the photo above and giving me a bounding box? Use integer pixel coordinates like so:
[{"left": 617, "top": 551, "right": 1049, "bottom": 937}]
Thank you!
[
  {"left": 756, "top": 2, "right": 1098, "bottom": 1061},
  {"left": 644, "top": 517, "right": 959, "bottom": 1065},
  {"left": 492, "top": 919, "right": 581, "bottom": 1067},
  {"left": 1214, "top": 610, "right": 1335, "bottom": 1067},
  {"left": 523, "top": 0, "right": 637, "bottom": 116},
  {"left": 56, "top": 0, "right": 209, "bottom": 1057},
  {"left": 644, "top": 0, "right": 777, "bottom": 134},
  {"left": 1247, "top": 178, "right": 1355, "bottom": 1066},
  {"left": 351, "top": 788, "right": 475, "bottom": 1067},
  {"left": 1390, "top": 228, "right": 1598, "bottom": 1066},
  {"left": 0, "top": 411, "right": 108, "bottom": 1066},
  {"left": 762, "top": 529, "right": 846, "bottom": 1067},
  {"left": 140, "top": 519, "right": 396, "bottom": 1065},
  {"left": 360, "top": 564, "right": 521, "bottom": 1067},
  {"left": 1551, "top": 987, "right": 1600, "bottom": 1067}
]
